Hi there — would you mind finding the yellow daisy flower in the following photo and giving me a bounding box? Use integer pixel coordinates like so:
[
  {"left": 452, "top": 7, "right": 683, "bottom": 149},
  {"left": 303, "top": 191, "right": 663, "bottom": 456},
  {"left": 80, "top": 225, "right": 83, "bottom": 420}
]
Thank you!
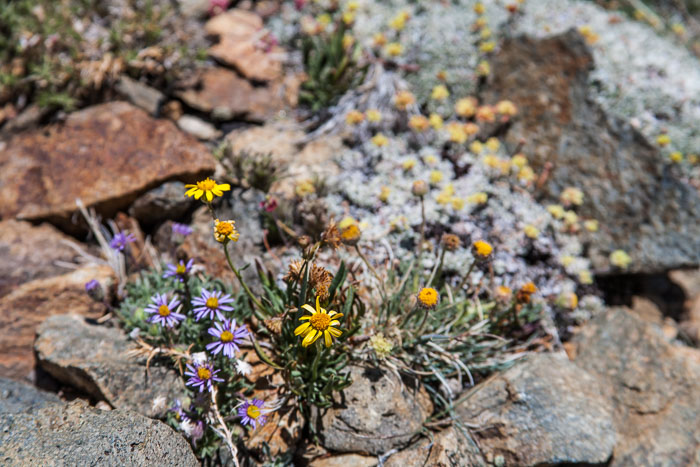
[
  {"left": 185, "top": 178, "right": 230, "bottom": 202},
  {"left": 214, "top": 219, "right": 239, "bottom": 244},
  {"left": 294, "top": 296, "right": 343, "bottom": 347},
  {"left": 472, "top": 240, "right": 493, "bottom": 258},
  {"left": 417, "top": 287, "right": 439, "bottom": 309}
]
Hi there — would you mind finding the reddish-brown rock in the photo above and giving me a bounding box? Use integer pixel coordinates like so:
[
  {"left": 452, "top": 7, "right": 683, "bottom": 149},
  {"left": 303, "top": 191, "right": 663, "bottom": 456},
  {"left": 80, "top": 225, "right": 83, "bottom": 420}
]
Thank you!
[
  {"left": 0, "top": 264, "right": 113, "bottom": 380},
  {"left": 0, "top": 219, "right": 83, "bottom": 298},
  {"left": 177, "top": 67, "right": 292, "bottom": 122},
  {"left": 574, "top": 308, "right": 700, "bottom": 466},
  {"left": 0, "top": 102, "right": 215, "bottom": 226},
  {"left": 209, "top": 38, "right": 283, "bottom": 82},
  {"left": 204, "top": 9, "right": 262, "bottom": 38},
  {"left": 225, "top": 120, "right": 342, "bottom": 198},
  {"left": 205, "top": 9, "right": 283, "bottom": 83},
  {"left": 482, "top": 31, "right": 700, "bottom": 273}
]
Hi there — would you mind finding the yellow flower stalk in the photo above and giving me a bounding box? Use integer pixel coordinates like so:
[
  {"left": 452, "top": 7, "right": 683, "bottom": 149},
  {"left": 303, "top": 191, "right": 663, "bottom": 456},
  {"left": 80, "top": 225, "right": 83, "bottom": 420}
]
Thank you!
[
  {"left": 429, "top": 113, "right": 444, "bottom": 130},
  {"left": 524, "top": 224, "right": 539, "bottom": 239},
  {"left": 345, "top": 110, "right": 364, "bottom": 125},
  {"left": 431, "top": 84, "right": 449, "bottom": 101},
  {"left": 656, "top": 134, "right": 671, "bottom": 146},
  {"left": 395, "top": 90, "right": 416, "bottom": 110},
  {"left": 366, "top": 109, "right": 382, "bottom": 122},
  {"left": 409, "top": 115, "right": 430, "bottom": 132},
  {"left": 370, "top": 333, "right": 393, "bottom": 359},
  {"left": 385, "top": 42, "right": 403, "bottom": 57},
  {"left": 185, "top": 178, "right": 230, "bottom": 202},
  {"left": 371, "top": 133, "right": 389, "bottom": 147},
  {"left": 429, "top": 170, "right": 443, "bottom": 184},
  {"left": 485, "top": 137, "right": 500, "bottom": 152},
  {"left": 610, "top": 250, "right": 632, "bottom": 269},
  {"left": 455, "top": 97, "right": 477, "bottom": 117},
  {"left": 295, "top": 296, "right": 343, "bottom": 347}
]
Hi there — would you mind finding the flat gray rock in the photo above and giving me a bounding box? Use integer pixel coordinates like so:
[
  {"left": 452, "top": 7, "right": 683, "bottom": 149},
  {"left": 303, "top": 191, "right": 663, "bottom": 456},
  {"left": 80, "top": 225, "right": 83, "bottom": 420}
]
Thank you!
[
  {"left": 457, "top": 352, "right": 616, "bottom": 465},
  {"left": 317, "top": 365, "right": 433, "bottom": 455},
  {"left": 0, "top": 399, "right": 198, "bottom": 466},
  {"left": 35, "top": 314, "right": 185, "bottom": 417},
  {"left": 0, "top": 377, "right": 60, "bottom": 413}
]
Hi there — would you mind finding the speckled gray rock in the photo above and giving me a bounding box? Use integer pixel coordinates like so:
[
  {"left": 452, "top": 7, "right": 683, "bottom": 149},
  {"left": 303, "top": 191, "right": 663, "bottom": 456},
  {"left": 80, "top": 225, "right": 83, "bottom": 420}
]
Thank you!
[
  {"left": 457, "top": 352, "right": 616, "bottom": 465},
  {"left": 483, "top": 31, "right": 700, "bottom": 273},
  {"left": 128, "top": 181, "right": 195, "bottom": 227},
  {"left": 384, "top": 426, "right": 485, "bottom": 467},
  {"left": 316, "top": 365, "right": 433, "bottom": 455},
  {"left": 0, "top": 377, "right": 60, "bottom": 413},
  {"left": 0, "top": 400, "right": 198, "bottom": 466},
  {"left": 34, "top": 314, "right": 185, "bottom": 417},
  {"left": 574, "top": 308, "right": 700, "bottom": 466}
]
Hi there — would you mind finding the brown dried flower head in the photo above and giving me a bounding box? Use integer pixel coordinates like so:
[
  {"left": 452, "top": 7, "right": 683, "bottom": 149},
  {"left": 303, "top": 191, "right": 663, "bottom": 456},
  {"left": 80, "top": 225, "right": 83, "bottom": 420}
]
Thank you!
[
  {"left": 441, "top": 233, "right": 461, "bottom": 251},
  {"left": 321, "top": 221, "right": 342, "bottom": 250}
]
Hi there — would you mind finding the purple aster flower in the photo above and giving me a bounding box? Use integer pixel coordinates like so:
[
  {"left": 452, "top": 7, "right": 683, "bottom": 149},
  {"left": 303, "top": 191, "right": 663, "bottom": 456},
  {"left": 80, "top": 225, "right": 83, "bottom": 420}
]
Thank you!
[
  {"left": 238, "top": 399, "right": 267, "bottom": 429},
  {"left": 206, "top": 319, "right": 249, "bottom": 358},
  {"left": 163, "top": 259, "right": 194, "bottom": 282},
  {"left": 110, "top": 231, "right": 136, "bottom": 251},
  {"left": 144, "top": 293, "right": 185, "bottom": 327},
  {"left": 84, "top": 279, "right": 104, "bottom": 302},
  {"left": 170, "top": 399, "right": 188, "bottom": 421},
  {"left": 185, "top": 362, "right": 223, "bottom": 392},
  {"left": 172, "top": 222, "right": 193, "bottom": 237},
  {"left": 192, "top": 289, "right": 234, "bottom": 321}
]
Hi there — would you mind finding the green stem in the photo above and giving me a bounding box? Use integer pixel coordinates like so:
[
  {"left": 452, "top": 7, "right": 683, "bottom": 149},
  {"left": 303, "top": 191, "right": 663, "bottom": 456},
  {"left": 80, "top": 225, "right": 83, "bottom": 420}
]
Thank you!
[
  {"left": 310, "top": 341, "right": 323, "bottom": 383},
  {"left": 418, "top": 196, "right": 426, "bottom": 254},
  {"left": 455, "top": 259, "right": 477, "bottom": 293},
  {"left": 223, "top": 243, "right": 264, "bottom": 312},
  {"left": 415, "top": 306, "right": 431, "bottom": 336},
  {"left": 354, "top": 244, "right": 387, "bottom": 299},
  {"left": 427, "top": 246, "right": 446, "bottom": 287}
]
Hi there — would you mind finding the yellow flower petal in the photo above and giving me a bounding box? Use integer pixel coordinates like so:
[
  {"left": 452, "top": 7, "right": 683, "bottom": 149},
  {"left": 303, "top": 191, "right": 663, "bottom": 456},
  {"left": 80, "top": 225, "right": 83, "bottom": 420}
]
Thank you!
[
  {"left": 299, "top": 316, "right": 311, "bottom": 321},
  {"left": 206, "top": 190, "right": 214, "bottom": 202},
  {"left": 218, "top": 184, "right": 231, "bottom": 192},
  {"left": 329, "top": 320, "right": 340, "bottom": 327},
  {"left": 302, "top": 329, "right": 318, "bottom": 346},
  {"left": 194, "top": 190, "right": 203, "bottom": 200},
  {"left": 302, "top": 304, "right": 316, "bottom": 314},
  {"left": 328, "top": 327, "right": 342, "bottom": 337},
  {"left": 309, "top": 330, "right": 322, "bottom": 345},
  {"left": 324, "top": 330, "right": 332, "bottom": 347},
  {"left": 332, "top": 313, "right": 344, "bottom": 320},
  {"left": 294, "top": 322, "right": 311, "bottom": 336}
]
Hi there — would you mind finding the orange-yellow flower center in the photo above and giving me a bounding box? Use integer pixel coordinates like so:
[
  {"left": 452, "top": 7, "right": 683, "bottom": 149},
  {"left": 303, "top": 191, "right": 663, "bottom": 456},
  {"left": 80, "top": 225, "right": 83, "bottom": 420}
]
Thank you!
[
  {"left": 220, "top": 330, "right": 234, "bottom": 343},
  {"left": 417, "top": 287, "right": 439, "bottom": 308},
  {"left": 216, "top": 222, "right": 233, "bottom": 236},
  {"left": 158, "top": 304, "right": 171, "bottom": 316},
  {"left": 198, "top": 178, "right": 217, "bottom": 191},
  {"left": 197, "top": 367, "right": 212, "bottom": 380},
  {"left": 473, "top": 240, "right": 493, "bottom": 257},
  {"left": 309, "top": 312, "right": 331, "bottom": 331},
  {"left": 176, "top": 264, "right": 187, "bottom": 274},
  {"left": 246, "top": 405, "right": 261, "bottom": 419},
  {"left": 206, "top": 297, "right": 219, "bottom": 309}
]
